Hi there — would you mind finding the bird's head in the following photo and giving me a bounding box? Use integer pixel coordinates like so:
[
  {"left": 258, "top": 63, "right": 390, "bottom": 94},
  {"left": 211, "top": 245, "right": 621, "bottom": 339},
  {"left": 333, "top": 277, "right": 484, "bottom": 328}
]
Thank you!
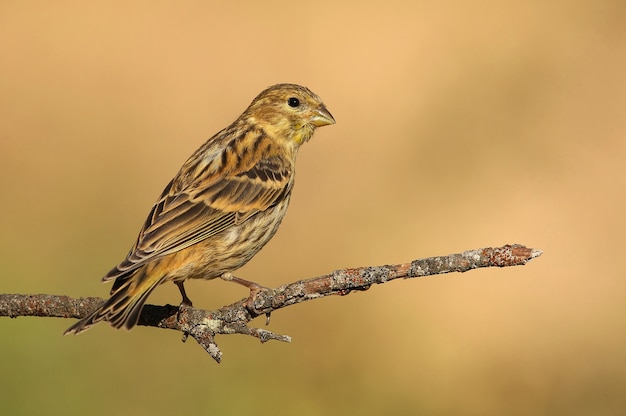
[{"left": 243, "top": 83, "right": 335, "bottom": 146}]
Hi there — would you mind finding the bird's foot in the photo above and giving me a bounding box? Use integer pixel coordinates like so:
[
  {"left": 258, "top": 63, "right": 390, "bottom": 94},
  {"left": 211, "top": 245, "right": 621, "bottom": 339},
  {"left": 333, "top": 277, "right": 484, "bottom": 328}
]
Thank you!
[{"left": 220, "top": 273, "right": 273, "bottom": 323}]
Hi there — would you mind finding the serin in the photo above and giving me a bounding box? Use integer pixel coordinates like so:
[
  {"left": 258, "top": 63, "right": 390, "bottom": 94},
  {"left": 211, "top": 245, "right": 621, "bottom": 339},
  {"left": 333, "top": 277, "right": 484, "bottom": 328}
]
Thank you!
[{"left": 65, "top": 83, "right": 334, "bottom": 334}]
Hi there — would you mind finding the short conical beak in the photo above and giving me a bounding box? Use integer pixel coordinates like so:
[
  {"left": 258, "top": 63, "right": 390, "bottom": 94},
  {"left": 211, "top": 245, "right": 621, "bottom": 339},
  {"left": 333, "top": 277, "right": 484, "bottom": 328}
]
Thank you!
[{"left": 310, "top": 105, "right": 335, "bottom": 127}]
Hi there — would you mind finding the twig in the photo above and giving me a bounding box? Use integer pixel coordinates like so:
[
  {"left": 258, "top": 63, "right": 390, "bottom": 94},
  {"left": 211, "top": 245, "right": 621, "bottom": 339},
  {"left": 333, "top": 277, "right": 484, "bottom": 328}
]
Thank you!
[{"left": 0, "top": 244, "right": 542, "bottom": 363}]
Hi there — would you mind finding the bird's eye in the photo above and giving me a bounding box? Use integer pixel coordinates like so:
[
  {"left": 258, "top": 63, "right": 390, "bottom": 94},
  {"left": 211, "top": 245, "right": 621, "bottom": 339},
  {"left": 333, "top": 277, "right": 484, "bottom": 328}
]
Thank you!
[{"left": 287, "top": 97, "right": 300, "bottom": 108}]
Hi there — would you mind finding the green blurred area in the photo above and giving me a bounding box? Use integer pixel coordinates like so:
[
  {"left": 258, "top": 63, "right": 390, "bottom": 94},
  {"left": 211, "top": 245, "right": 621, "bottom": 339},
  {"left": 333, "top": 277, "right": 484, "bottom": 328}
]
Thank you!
[{"left": 1, "top": 1, "right": 626, "bottom": 415}]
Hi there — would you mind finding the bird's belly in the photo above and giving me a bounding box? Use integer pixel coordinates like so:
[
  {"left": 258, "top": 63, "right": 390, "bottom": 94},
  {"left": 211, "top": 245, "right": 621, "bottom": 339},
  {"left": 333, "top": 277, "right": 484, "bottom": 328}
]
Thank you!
[{"left": 165, "top": 199, "right": 289, "bottom": 282}]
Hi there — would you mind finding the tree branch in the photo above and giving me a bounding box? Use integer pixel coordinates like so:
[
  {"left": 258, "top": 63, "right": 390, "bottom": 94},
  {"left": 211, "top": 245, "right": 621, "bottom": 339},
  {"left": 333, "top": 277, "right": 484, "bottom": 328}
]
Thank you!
[{"left": 0, "top": 244, "right": 542, "bottom": 363}]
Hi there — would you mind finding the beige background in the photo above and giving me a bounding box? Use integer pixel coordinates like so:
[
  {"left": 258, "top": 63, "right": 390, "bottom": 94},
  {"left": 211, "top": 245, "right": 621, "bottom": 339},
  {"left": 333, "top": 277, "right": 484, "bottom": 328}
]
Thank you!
[{"left": 1, "top": 1, "right": 625, "bottom": 415}]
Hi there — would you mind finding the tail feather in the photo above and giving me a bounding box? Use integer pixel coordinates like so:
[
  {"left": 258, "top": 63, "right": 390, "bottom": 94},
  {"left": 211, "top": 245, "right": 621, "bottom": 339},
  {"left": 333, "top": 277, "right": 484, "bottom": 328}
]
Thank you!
[{"left": 64, "top": 267, "right": 165, "bottom": 335}]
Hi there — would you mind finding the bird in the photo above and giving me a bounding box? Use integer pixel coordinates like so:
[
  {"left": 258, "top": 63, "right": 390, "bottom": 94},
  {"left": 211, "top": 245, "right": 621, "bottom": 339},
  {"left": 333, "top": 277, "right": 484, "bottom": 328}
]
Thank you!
[{"left": 64, "top": 83, "right": 334, "bottom": 334}]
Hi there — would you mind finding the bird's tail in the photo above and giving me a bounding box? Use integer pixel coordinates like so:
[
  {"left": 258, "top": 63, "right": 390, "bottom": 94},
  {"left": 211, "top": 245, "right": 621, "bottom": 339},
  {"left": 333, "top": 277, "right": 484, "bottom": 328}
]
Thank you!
[{"left": 64, "top": 267, "right": 166, "bottom": 335}]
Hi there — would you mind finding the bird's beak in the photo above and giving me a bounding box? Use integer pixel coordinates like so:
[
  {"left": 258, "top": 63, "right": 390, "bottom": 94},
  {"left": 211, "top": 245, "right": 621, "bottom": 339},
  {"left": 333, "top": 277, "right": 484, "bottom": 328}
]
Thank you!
[{"left": 310, "top": 105, "right": 335, "bottom": 127}]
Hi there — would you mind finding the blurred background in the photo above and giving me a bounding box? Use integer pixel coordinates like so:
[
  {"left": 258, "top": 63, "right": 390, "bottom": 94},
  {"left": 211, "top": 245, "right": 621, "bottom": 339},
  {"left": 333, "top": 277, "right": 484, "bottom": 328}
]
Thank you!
[{"left": 1, "top": 1, "right": 625, "bottom": 415}]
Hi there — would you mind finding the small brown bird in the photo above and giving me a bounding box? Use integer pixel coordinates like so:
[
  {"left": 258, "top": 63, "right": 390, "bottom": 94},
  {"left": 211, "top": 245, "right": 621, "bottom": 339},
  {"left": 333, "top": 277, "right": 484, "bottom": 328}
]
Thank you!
[{"left": 65, "top": 84, "right": 334, "bottom": 334}]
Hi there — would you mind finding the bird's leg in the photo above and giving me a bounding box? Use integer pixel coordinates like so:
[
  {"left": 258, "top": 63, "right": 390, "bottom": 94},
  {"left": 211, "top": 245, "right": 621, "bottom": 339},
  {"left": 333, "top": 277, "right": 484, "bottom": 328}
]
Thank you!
[
  {"left": 176, "top": 281, "right": 193, "bottom": 307},
  {"left": 220, "top": 272, "right": 272, "bottom": 324},
  {"left": 175, "top": 281, "right": 194, "bottom": 339}
]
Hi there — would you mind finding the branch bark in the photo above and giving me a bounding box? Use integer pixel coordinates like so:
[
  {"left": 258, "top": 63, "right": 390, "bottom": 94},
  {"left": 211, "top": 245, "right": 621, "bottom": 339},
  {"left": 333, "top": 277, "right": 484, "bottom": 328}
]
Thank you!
[{"left": 0, "top": 244, "right": 542, "bottom": 363}]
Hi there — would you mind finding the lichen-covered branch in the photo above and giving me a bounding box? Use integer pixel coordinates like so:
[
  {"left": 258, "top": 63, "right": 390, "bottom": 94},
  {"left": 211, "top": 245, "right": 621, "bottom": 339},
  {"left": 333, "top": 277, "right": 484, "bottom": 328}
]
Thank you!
[{"left": 0, "top": 244, "right": 542, "bottom": 363}]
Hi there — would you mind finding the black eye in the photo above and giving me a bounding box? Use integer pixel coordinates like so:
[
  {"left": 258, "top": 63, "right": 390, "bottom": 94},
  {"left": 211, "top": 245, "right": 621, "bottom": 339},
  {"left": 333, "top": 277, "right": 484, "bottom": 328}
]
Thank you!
[{"left": 287, "top": 97, "right": 300, "bottom": 108}]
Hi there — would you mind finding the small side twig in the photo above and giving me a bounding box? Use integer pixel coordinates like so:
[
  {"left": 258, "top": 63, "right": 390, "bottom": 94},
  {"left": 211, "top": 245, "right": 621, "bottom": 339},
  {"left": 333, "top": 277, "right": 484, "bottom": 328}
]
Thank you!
[{"left": 0, "top": 244, "right": 542, "bottom": 363}]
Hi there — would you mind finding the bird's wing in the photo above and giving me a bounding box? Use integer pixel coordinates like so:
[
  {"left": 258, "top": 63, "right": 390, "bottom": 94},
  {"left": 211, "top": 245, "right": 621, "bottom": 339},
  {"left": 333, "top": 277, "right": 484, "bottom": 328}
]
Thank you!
[{"left": 103, "top": 137, "right": 292, "bottom": 282}]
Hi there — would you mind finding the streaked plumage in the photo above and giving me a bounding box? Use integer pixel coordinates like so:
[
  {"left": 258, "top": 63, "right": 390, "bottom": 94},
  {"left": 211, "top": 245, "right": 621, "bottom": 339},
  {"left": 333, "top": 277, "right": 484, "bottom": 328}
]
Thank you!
[{"left": 65, "top": 84, "right": 334, "bottom": 334}]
